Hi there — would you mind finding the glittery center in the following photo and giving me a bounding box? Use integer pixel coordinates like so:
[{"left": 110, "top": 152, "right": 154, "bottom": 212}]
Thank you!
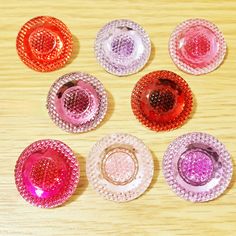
[
  {"left": 29, "top": 28, "right": 57, "bottom": 55},
  {"left": 149, "top": 90, "right": 175, "bottom": 112},
  {"left": 178, "top": 150, "right": 214, "bottom": 186},
  {"left": 111, "top": 35, "right": 135, "bottom": 57},
  {"left": 102, "top": 148, "right": 138, "bottom": 185},
  {"left": 30, "top": 158, "right": 60, "bottom": 191},
  {"left": 63, "top": 87, "right": 90, "bottom": 119},
  {"left": 185, "top": 34, "right": 211, "bottom": 57}
]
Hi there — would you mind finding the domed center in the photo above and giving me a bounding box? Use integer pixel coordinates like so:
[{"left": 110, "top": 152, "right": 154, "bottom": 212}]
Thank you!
[
  {"left": 102, "top": 148, "right": 138, "bottom": 185},
  {"left": 30, "top": 158, "right": 59, "bottom": 190},
  {"left": 178, "top": 150, "right": 214, "bottom": 186},
  {"left": 63, "top": 87, "right": 90, "bottom": 118},
  {"left": 29, "top": 28, "right": 57, "bottom": 55},
  {"left": 111, "top": 35, "right": 135, "bottom": 57},
  {"left": 185, "top": 34, "right": 211, "bottom": 57},
  {"left": 149, "top": 90, "right": 175, "bottom": 112}
]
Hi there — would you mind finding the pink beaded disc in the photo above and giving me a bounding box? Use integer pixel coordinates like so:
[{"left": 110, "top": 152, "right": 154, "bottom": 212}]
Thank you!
[
  {"left": 95, "top": 19, "right": 151, "bottom": 76},
  {"left": 14, "top": 140, "right": 80, "bottom": 208},
  {"left": 169, "top": 19, "right": 226, "bottom": 75},
  {"left": 86, "top": 133, "right": 154, "bottom": 202},
  {"left": 163, "top": 132, "right": 232, "bottom": 202},
  {"left": 47, "top": 72, "right": 108, "bottom": 133}
]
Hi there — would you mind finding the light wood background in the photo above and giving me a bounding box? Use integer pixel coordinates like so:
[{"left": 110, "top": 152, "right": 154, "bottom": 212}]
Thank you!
[{"left": 0, "top": 0, "right": 236, "bottom": 235}]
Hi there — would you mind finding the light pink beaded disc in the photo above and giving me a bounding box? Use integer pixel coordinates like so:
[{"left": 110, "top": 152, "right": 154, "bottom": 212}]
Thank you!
[
  {"left": 169, "top": 19, "right": 226, "bottom": 75},
  {"left": 95, "top": 19, "right": 151, "bottom": 76},
  {"left": 47, "top": 72, "right": 108, "bottom": 133},
  {"left": 163, "top": 132, "right": 232, "bottom": 202},
  {"left": 86, "top": 133, "right": 154, "bottom": 202},
  {"left": 15, "top": 139, "right": 80, "bottom": 208}
]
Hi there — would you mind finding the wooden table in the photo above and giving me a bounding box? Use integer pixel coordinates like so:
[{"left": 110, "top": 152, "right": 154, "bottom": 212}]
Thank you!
[{"left": 1, "top": 0, "right": 236, "bottom": 235}]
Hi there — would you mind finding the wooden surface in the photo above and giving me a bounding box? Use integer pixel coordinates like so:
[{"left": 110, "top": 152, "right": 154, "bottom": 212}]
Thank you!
[{"left": 0, "top": 0, "right": 236, "bottom": 235}]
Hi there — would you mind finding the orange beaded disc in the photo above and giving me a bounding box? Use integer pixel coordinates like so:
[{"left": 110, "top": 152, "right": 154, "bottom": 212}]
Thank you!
[
  {"left": 16, "top": 16, "right": 73, "bottom": 72},
  {"left": 131, "top": 70, "right": 193, "bottom": 131}
]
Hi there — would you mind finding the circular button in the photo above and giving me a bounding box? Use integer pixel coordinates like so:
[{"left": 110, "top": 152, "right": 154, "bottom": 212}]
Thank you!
[
  {"left": 14, "top": 139, "right": 80, "bottom": 208},
  {"left": 163, "top": 132, "right": 233, "bottom": 202},
  {"left": 47, "top": 72, "right": 108, "bottom": 133},
  {"left": 95, "top": 19, "right": 151, "bottom": 76},
  {"left": 16, "top": 16, "right": 73, "bottom": 72},
  {"left": 169, "top": 18, "right": 226, "bottom": 75},
  {"left": 131, "top": 70, "right": 193, "bottom": 131},
  {"left": 86, "top": 133, "right": 154, "bottom": 202}
]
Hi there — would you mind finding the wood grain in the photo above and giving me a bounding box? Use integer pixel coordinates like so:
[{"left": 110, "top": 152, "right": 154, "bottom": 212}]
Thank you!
[{"left": 0, "top": 0, "right": 236, "bottom": 235}]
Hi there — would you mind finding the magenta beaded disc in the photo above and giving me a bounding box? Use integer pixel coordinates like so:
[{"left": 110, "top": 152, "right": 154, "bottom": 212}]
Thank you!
[
  {"left": 15, "top": 139, "right": 80, "bottom": 208},
  {"left": 169, "top": 19, "right": 226, "bottom": 75},
  {"left": 95, "top": 19, "right": 151, "bottom": 76},
  {"left": 47, "top": 72, "right": 108, "bottom": 133},
  {"left": 86, "top": 133, "right": 154, "bottom": 202},
  {"left": 163, "top": 132, "right": 232, "bottom": 202}
]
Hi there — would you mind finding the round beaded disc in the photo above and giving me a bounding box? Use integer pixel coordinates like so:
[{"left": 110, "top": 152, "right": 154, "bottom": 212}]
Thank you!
[
  {"left": 47, "top": 72, "right": 108, "bottom": 133},
  {"left": 16, "top": 16, "right": 73, "bottom": 72},
  {"left": 86, "top": 133, "right": 154, "bottom": 202},
  {"left": 95, "top": 19, "right": 151, "bottom": 76},
  {"left": 169, "top": 18, "right": 226, "bottom": 75},
  {"left": 131, "top": 70, "right": 193, "bottom": 131},
  {"left": 14, "top": 139, "right": 80, "bottom": 208},
  {"left": 163, "top": 132, "right": 233, "bottom": 202}
]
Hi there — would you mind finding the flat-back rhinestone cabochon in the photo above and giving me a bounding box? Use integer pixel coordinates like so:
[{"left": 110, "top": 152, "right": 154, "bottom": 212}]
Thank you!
[
  {"left": 163, "top": 132, "right": 233, "bottom": 202},
  {"left": 169, "top": 19, "right": 226, "bottom": 75},
  {"left": 16, "top": 16, "right": 73, "bottom": 72},
  {"left": 47, "top": 72, "right": 108, "bottom": 133},
  {"left": 131, "top": 70, "right": 193, "bottom": 131},
  {"left": 86, "top": 133, "right": 154, "bottom": 202},
  {"left": 14, "top": 140, "right": 80, "bottom": 208},
  {"left": 95, "top": 19, "right": 151, "bottom": 76}
]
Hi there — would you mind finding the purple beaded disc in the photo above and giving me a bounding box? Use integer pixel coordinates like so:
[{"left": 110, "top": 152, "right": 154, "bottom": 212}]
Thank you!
[
  {"left": 163, "top": 132, "right": 232, "bottom": 202},
  {"left": 47, "top": 72, "right": 108, "bottom": 133},
  {"left": 95, "top": 19, "right": 151, "bottom": 76}
]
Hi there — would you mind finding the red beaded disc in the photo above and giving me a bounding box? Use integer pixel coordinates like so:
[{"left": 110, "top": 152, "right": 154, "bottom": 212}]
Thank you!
[
  {"left": 16, "top": 16, "right": 73, "bottom": 72},
  {"left": 131, "top": 70, "right": 193, "bottom": 131},
  {"left": 14, "top": 140, "right": 80, "bottom": 208}
]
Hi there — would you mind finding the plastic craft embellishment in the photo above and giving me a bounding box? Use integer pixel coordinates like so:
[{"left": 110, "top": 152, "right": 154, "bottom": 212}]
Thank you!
[
  {"left": 163, "top": 132, "right": 233, "bottom": 202},
  {"left": 86, "top": 133, "right": 154, "bottom": 202},
  {"left": 16, "top": 16, "right": 73, "bottom": 72},
  {"left": 47, "top": 72, "right": 108, "bottom": 133},
  {"left": 169, "top": 18, "right": 226, "bottom": 75},
  {"left": 14, "top": 139, "right": 80, "bottom": 208},
  {"left": 131, "top": 70, "right": 193, "bottom": 131},
  {"left": 95, "top": 19, "right": 151, "bottom": 76}
]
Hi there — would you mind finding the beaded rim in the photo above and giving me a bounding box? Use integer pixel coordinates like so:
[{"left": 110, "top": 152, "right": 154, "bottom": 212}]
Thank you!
[
  {"left": 94, "top": 19, "right": 151, "bottom": 76},
  {"left": 163, "top": 132, "right": 233, "bottom": 202},
  {"left": 47, "top": 72, "right": 108, "bottom": 133},
  {"left": 169, "top": 18, "right": 227, "bottom": 75},
  {"left": 131, "top": 70, "right": 193, "bottom": 131},
  {"left": 14, "top": 139, "right": 80, "bottom": 208},
  {"left": 16, "top": 16, "right": 73, "bottom": 72},
  {"left": 86, "top": 133, "right": 154, "bottom": 202}
]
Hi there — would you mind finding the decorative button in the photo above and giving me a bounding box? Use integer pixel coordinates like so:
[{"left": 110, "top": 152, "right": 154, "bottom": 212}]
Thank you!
[
  {"left": 163, "top": 132, "right": 233, "bottom": 202},
  {"left": 47, "top": 72, "right": 107, "bottom": 133},
  {"left": 86, "top": 133, "right": 154, "bottom": 202},
  {"left": 16, "top": 16, "right": 73, "bottom": 72},
  {"left": 131, "top": 70, "right": 193, "bottom": 131},
  {"left": 14, "top": 140, "right": 80, "bottom": 208},
  {"left": 169, "top": 18, "right": 226, "bottom": 75},
  {"left": 95, "top": 19, "right": 151, "bottom": 76}
]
